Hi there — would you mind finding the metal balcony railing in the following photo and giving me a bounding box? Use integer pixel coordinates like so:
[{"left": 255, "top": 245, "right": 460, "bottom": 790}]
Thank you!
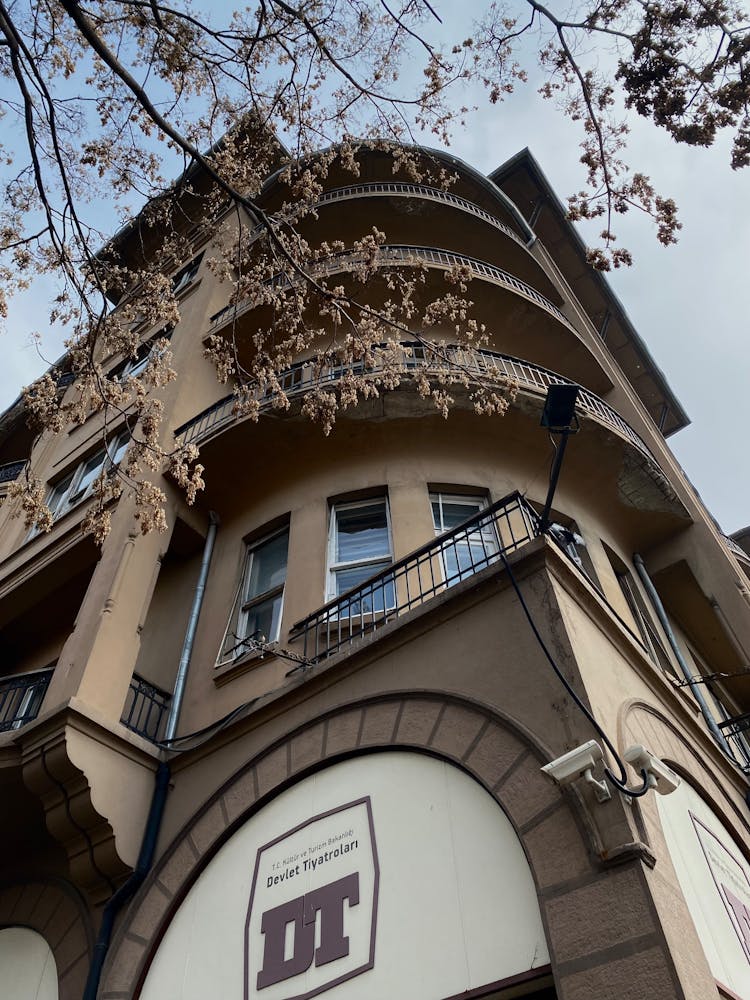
[
  {"left": 725, "top": 535, "right": 750, "bottom": 565},
  {"left": 121, "top": 674, "right": 171, "bottom": 742},
  {"left": 0, "top": 460, "right": 27, "bottom": 485},
  {"left": 0, "top": 668, "right": 53, "bottom": 732},
  {"left": 174, "top": 344, "right": 658, "bottom": 470},
  {"left": 289, "top": 491, "right": 540, "bottom": 662},
  {"left": 314, "top": 183, "right": 529, "bottom": 249},
  {"left": 208, "top": 245, "right": 575, "bottom": 335},
  {"left": 718, "top": 714, "right": 750, "bottom": 772}
]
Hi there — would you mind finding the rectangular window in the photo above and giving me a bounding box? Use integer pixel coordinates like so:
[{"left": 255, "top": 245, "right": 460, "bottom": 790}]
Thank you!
[
  {"left": 220, "top": 527, "right": 289, "bottom": 662},
  {"left": 171, "top": 252, "right": 204, "bottom": 295},
  {"left": 0, "top": 667, "right": 53, "bottom": 732},
  {"left": 327, "top": 498, "right": 394, "bottom": 613},
  {"left": 430, "top": 491, "right": 498, "bottom": 584},
  {"left": 116, "top": 329, "right": 172, "bottom": 382},
  {"left": 42, "top": 430, "right": 129, "bottom": 525},
  {"left": 604, "top": 545, "right": 675, "bottom": 676}
]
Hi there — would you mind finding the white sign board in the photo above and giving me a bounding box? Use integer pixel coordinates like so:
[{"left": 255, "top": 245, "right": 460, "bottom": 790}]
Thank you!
[
  {"left": 245, "top": 797, "right": 378, "bottom": 1000},
  {"left": 657, "top": 778, "right": 750, "bottom": 998},
  {"left": 140, "top": 751, "right": 549, "bottom": 1000}
]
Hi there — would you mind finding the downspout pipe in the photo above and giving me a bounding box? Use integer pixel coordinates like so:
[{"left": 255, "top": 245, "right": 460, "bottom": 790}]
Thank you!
[
  {"left": 83, "top": 511, "right": 220, "bottom": 999},
  {"left": 82, "top": 761, "right": 170, "bottom": 1000},
  {"left": 165, "top": 510, "right": 220, "bottom": 741},
  {"left": 633, "top": 553, "right": 733, "bottom": 756}
]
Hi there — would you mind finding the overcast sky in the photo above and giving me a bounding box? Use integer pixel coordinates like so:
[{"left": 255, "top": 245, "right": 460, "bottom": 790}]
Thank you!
[{"left": 1, "top": 6, "right": 748, "bottom": 535}]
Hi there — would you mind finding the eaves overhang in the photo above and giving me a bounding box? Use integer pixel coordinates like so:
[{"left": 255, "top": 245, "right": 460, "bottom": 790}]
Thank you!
[{"left": 489, "top": 148, "right": 690, "bottom": 438}]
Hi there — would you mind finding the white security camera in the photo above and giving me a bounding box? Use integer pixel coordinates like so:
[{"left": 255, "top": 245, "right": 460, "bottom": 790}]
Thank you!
[
  {"left": 624, "top": 745, "right": 681, "bottom": 796},
  {"left": 541, "top": 740, "right": 611, "bottom": 801}
]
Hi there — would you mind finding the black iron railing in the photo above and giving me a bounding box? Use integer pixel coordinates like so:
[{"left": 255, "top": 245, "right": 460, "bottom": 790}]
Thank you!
[
  {"left": 121, "top": 675, "right": 171, "bottom": 742},
  {"left": 719, "top": 714, "right": 750, "bottom": 771},
  {"left": 0, "top": 460, "right": 27, "bottom": 485},
  {"left": 174, "top": 344, "right": 658, "bottom": 471},
  {"left": 290, "top": 491, "right": 540, "bottom": 662},
  {"left": 0, "top": 669, "right": 53, "bottom": 732}
]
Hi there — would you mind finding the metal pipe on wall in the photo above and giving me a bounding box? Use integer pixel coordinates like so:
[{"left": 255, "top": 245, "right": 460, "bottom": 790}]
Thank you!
[
  {"left": 633, "top": 553, "right": 732, "bottom": 757},
  {"left": 165, "top": 510, "right": 220, "bottom": 741}
]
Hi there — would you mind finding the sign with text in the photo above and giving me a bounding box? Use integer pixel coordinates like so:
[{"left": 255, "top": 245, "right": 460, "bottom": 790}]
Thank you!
[
  {"left": 244, "top": 798, "right": 379, "bottom": 1000},
  {"left": 658, "top": 778, "right": 750, "bottom": 999},
  {"left": 692, "top": 813, "right": 750, "bottom": 963},
  {"left": 138, "top": 753, "right": 549, "bottom": 1000}
]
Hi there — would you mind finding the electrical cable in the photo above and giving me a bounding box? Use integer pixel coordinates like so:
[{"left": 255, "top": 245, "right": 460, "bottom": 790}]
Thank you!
[
  {"left": 497, "top": 544, "right": 652, "bottom": 798},
  {"left": 155, "top": 700, "right": 259, "bottom": 753}
]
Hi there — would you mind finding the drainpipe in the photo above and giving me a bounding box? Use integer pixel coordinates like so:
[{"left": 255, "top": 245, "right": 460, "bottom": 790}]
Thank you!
[
  {"left": 633, "top": 553, "right": 732, "bottom": 756},
  {"left": 165, "top": 510, "right": 220, "bottom": 740},
  {"left": 82, "top": 761, "right": 170, "bottom": 1000},
  {"left": 83, "top": 511, "right": 220, "bottom": 999}
]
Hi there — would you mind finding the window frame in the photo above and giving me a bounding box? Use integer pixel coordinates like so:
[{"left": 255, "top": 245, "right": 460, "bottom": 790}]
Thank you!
[
  {"left": 116, "top": 329, "right": 173, "bottom": 383},
  {"left": 42, "top": 430, "right": 130, "bottom": 525},
  {"left": 219, "top": 524, "right": 290, "bottom": 664},
  {"left": 604, "top": 545, "right": 675, "bottom": 676},
  {"left": 326, "top": 496, "right": 394, "bottom": 606},
  {"left": 430, "top": 490, "right": 498, "bottom": 585},
  {"left": 171, "top": 252, "right": 204, "bottom": 296}
]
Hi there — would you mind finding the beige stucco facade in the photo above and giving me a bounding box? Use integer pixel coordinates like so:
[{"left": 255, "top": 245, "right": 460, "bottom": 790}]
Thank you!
[{"left": 1, "top": 144, "right": 749, "bottom": 1000}]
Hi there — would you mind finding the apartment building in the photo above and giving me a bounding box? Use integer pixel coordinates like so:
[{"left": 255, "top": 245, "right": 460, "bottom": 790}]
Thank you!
[{"left": 1, "top": 143, "right": 750, "bottom": 1000}]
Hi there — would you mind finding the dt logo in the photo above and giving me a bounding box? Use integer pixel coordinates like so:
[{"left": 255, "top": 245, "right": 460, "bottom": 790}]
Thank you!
[{"left": 244, "top": 798, "right": 379, "bottom": 1000}]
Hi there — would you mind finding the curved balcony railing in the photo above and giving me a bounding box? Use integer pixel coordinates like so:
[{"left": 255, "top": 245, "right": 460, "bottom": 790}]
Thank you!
[
  {"left": 208, "top": 245, "right": 576, "bottom": 337},
  {"left": 314, "top": 183, "right": 529, "bottom": 248},
  {"left": 725, "top": 534, "right": 750, "bottom": 565},
  {"left": 174, "top": 343, "right": 658, "bottom": 470},
  {"left": 0, "top": 668, "right": 53, "bottom": 732},
  {"left": 0, "top": 460, "right": 27, "bottom": 485}
]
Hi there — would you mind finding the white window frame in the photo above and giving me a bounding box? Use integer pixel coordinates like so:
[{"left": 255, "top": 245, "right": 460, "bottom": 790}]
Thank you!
[
  {"left": 171, "top": 252, "right": 203, "bottom": 296},
  {"left": 326, "top": 497, "right": 394, "bottom": 605},
  {"left": 117, "top": 329, "right": 172, "bottom": 382},
  {"left": 430, "top": 491, "right": 497, "bottom": 584},
  {"left": 219, "top": 525, "right": 290, "bottom": 663},
  {"left": 42, "top": 430, "right": 129, "bottom": 525}
]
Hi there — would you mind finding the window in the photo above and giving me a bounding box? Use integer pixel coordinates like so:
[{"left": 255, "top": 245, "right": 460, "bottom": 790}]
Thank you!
[
  {"left": 604, "top": 546, "right": 674, "bottom": 675},
  {"left": 430, "top": 491, "right": 498, "bottom": 584},
  {"left": 327, "top": 498, "right": 394, "bottom": 613},
  {"left": 0, "top": 667, "right": 53, "bottom": 732},
  {"left": 116, "top": 330, "right": 172, "bottom": 382},
  {"left": 44, "top": 430, "right": 129, "bottom": 524},
  {"left": 220, "top": 527, "right": 289, "bottom": 662},
  {"left": 171, "top": 252, "right": 204, "bottom": 295}
]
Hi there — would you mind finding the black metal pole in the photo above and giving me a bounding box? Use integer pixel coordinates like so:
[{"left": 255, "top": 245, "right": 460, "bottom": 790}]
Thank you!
[{"left": 539, "top": 428, "right": 571, "bottom": 533}]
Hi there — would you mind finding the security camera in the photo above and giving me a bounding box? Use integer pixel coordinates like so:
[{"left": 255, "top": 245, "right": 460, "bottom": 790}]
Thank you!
[
  {"left": 624, "top": 745, "right": 681, "bottom": 796},
  {"left": 541, "top": 740, "right": 611, "bottom": 801}
]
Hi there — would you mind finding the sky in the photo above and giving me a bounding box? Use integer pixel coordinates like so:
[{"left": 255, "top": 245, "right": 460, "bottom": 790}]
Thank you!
[{"left": 1, "top": 4, "right": 748, "bottom": 535}]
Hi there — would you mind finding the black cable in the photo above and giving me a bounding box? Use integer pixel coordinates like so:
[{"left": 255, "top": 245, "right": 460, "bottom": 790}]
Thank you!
[
  {"left": 155, "top": 700, "right": 258, "bottom": 753},
  {"left": 497, "top": 545, "right": 651, "bottom": 798}
]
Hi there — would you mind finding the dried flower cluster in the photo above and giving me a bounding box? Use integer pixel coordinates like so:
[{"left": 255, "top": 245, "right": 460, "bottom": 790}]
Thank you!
[{"left": 0, "top": 1, "right": 747, "bottom": 540}]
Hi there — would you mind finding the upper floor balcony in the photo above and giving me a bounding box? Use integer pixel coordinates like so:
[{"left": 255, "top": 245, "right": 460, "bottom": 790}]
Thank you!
[
  {"left": 209, "top": 245, "right": 570, "bottom": 338},
  {"left": 175, "top": 342, "right": 661, "bottom": 481}
]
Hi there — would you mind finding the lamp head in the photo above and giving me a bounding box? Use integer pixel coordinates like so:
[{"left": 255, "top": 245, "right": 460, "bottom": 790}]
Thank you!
[{"left": 541, "top": 383, "right": 580, "bottom": 431}]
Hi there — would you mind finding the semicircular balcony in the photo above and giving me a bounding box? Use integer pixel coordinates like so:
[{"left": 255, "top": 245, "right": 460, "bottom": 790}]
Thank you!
[
  {"left": 206, "top": 244, "right": 609, "bottom": 393},
  {"left": 283, "top": 183, "right": 561, "bottom": 302},
  {"left": 174, "top": 343, "right": 685, "bottom": 528}
]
